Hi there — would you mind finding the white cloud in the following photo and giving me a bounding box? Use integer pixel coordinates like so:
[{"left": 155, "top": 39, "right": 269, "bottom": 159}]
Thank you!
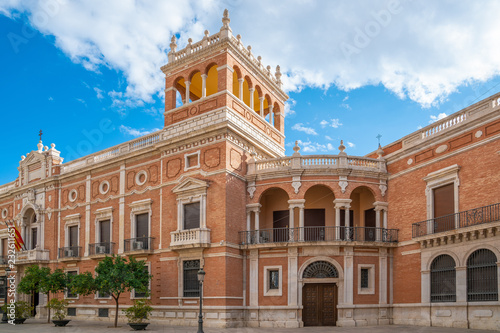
[
  {"left": 347, "top": 141, "right": 355, "bottom": 148},
  {"left": 321, "top": 119, "right": 343, "bottom": 128},
  {"left": 119, "top": 125, "right": 160, "bottom": 137},
  {"left": 292, "top": 123, "right": 317, "bottom": 135},
  {"left": 2, "top": 1, "right": 500, "bottom": 108},
  {"left": 94, "top": 87, "right": 104, "bottom": 99},
  {"left": 325, "top": 135, "right": 333, "bottom": 141},
  {"left": 284, "top": 99, "right": 296, "bottom": 116},
  {"left": 429, "top": 112, "right": 448, "bottom": 123},
  {"left": 296, "top": 140, "right": 335, "bottom": 153}
]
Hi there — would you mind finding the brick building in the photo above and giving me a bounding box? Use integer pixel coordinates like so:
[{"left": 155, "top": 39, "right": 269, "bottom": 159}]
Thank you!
[{"left": 0, "top": 10, "right": 499, "bottom": 329}]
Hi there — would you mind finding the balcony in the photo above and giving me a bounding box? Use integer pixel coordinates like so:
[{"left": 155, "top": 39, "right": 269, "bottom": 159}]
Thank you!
[
  {"left": 170, "top": 228, "right": 211, "bottom": 249},
  {"left": 15, "top": 248, "right": 50, "bottom": 264},
  {"left": 124, "top": 237, "right": 154, "bottom": 254},
  {"left": 412, "top": 203, "right": 500, "bottom": 239},
  {"left": 239, "top": 226, "right": 398, "bottom": 246},
  {"left": 0, "top": 256, "right": 7, "bottom": 266},
  {"left": 88, "top": 242, "right": 115, "bottom": 257},
  {"left": 58, "top": 246, "right": 81, "bottom": 261}
]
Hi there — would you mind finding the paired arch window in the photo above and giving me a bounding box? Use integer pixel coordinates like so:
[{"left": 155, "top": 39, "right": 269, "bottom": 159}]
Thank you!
[
  {"left": 303, "top": 261, "right": 338, "bottom": 278},
  {"left": 430, "top": 254, "right": 456, "bottom": 302},
  {"left": 467, "top": 249, "right": 498, "bottom": 302},
  {"left": 429, "top": 249, "right": 498, "bottom": 303}
]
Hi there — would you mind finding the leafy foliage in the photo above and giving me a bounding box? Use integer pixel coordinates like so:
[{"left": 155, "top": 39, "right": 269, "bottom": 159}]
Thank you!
[
  {"left": 1, "top": 301, "right": 33, "bottom": 319},
  {"left": 67, "top": 271, "right": 96, "bottom": 296},
  {"left": 47, "top": 298, "right": 69, "bottom": 321},
  {"left": 94, "top": 255, "right": 152, "bottom": 327},
  {"left": 123, "top": 299, "right": 153, "bottom": 323}
]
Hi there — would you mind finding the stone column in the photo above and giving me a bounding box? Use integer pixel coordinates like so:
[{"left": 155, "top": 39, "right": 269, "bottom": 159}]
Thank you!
[
  {"left": 345, "top": 205, "right": 351, "bottom": 240},
  {"left": 299, "top": 205, "right": 304, "bottom": 241},
  {"left": 259, "top": 97, "right": 265, "bottom": 117},
  {"left": 288, "top": 248, "right": 298, "bottom": 307},
  {"left": 344, "top": 247, "right": 354, "bottom": 304},
  {"left": 185, "top": 81, "right": 190, "bottom": 104},
  {"left": 456, "top": 266, "right": 467, "bottom": 302},
  {"left": 374, "top": 202, "right": 388, "bottom": 241},
  {"left": 379, "top": 248, "right": 388, "bottom": 304},
  {"left": 249, "top": 250, "right": 259, "bottom": 307},
  {"left": 421, "top": 270, "right": 430, "bottom": 303},
  {"left": 201, "top": 74, "right": 207, "bottom": 98},
  {"left": 247, "top": 203, "right": 261, "bottom": 244},
  {"left": 375, "top": 207, "right": 381, "bottom": 241},
  {"left": 249, "top": 88, "right": 255, "bottom": 110},
  {"left": 238, "top": 78, "right": 244, "bottom": 100}
]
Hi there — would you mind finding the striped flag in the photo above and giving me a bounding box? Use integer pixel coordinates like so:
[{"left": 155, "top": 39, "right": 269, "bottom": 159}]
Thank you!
[{"left": 3, "top": 220, "right": 25, "bottom": 251}]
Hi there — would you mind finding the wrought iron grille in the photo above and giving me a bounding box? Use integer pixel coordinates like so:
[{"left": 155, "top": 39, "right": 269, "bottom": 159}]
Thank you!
[
  {"left": 412, "top": 202, "right": 500, "bottom": 238},
  {"left": 430, "top": 255, "right": 456, "bottom": 302},
  {"left": 360, "top": 269, "right": 369, "bottom": 289},
  {"left": 303, "top": 261, "right": 338, "bottom": 278},
  {"left": 67, "top": 308, "right": 76, "bottom": 316},
  {"left": 98, "top": 308, "right": 109, "bottom": 317},
  {"left": 467, "top": 249, "right": 498, "bottom": 302},
  {"left": 183, "top": 260, "right": 200, "bottom": 297}
]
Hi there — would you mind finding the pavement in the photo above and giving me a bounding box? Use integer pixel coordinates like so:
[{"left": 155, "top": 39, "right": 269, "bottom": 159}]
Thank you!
[{"left": 0, "top": 319, "right": 498, "bottom": 333}]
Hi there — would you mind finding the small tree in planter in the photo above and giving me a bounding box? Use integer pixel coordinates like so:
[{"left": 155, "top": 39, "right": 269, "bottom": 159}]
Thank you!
[
  {"left": 47, "top": 298, "right": 70, "bottom": 327},
  {"left": 1, "top": 301, "right": 33, "bottom": 324},
  {"left": 95, "top": 255, "right": 152, "bottom": 328},
  {"left": 123, "top": 299, "right": 153, "bottom": 331}
]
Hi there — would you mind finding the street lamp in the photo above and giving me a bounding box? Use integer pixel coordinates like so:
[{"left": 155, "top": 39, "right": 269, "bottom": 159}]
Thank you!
[
  {"left": 1, "top": 267, "right": 10, "bottom": 323},
  {"left": 197, "top": 268, "right": 206, "bottom": 333}
]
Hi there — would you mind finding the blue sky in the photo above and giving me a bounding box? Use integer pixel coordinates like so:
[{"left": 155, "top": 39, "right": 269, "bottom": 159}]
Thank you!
[{"left": 1, "top": 1, "right": 500, "bottom": 185}]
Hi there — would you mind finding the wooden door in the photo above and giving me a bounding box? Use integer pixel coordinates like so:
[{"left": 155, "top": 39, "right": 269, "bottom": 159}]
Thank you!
[
  {"left": 364, "top": 208, "right": 376, "bottom": 241},
  {"left": 304, "top": 209, "right": 325, "bottom": 241},
  {"left": 433, "top": 183, "right": 454, "bottom": 232},
  {"left": 302, "top": 283, "right": 337, "bottom": 326}
]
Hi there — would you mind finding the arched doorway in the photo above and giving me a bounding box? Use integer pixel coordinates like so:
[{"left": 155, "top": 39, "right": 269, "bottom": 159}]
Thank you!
[{"left": 301, "top": 261, "right": 339, "bottom": 326}]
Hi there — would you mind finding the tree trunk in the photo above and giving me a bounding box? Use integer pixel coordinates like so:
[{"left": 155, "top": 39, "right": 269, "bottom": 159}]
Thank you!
[
  {"left": 46, "top": 292, "right": 50, "bottom": 323},
  {"left": 114, "top": 295, "right": 119, "bottom": 327}
]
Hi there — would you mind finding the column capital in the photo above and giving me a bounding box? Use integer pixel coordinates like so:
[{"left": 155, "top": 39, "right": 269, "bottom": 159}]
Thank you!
[
  {"left": 373, "top": 201, "right": 388, "bottom": 211},
  {"left": 249, "top": 87, "right": 255, "bottom": 92},
  {"left": 259, "top": 96, "right": 265, "bottom": 101},
  {"left": 185, "top": 80, "right": 191, "bottom": 85},
  {"left": 201, "top": 74, "right": 208, "bottom": 78},
  {"left": 238, "top": 78, "right": 244, "bottom": 83},
  {"left": 333, "top": 198, "right": 352, "bottom": 209},
  {"left": 246, "top": 203, "right": 261, "bottom": 212},
  {"left": 288, "top": 199, "right": 305, "bottom": 208}
]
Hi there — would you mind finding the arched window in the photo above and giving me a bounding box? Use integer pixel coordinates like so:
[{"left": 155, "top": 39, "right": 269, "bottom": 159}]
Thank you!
[
  {"left": 430, "top": 254, "right": 456, "bottom": 302},
  {"left": 303, "top": 261, "right": 338, "bottom": 278},
  {"left": 467, "top": 249, "right": 498, "bottom": 302}
]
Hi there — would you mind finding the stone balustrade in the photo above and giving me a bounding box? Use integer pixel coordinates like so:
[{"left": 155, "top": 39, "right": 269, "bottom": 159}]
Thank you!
[{"left": 170, "top": 228, "right": 211, "bottom": 248}]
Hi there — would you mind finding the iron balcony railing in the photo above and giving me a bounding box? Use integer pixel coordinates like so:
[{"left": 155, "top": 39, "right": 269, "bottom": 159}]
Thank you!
[
  {"left": 412, "top": 203, "right": 500, "bottom": 238},
  {"left": 88, "top": 242, "right": 115, "bottom": 256},
  {"left": 239, "top": 226, "right": 398, "bottom": 245},
  {"left": 58, "top": 246, "right": 81, "bottom": 259},
  {"left": 0, "top": 256, "right": 7, "bottom": 265},
  {"left": 124, "top": 237, "right": 154, "bottom": 252}
]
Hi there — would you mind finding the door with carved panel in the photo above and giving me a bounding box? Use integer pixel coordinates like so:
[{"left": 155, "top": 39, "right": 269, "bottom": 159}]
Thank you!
[{"left": 302, "top": 283, "right": 337, "bottom": 326}]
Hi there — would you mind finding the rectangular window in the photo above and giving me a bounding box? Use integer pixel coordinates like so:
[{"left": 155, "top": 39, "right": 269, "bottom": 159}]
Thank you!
[
  {"left": 360, "top": 268, "right": 369, "bottom": 288},
  {"left": 433, "top": 183, "right": 455, "bottom": 233},
  {"left": 184, "top": 203, "right": 200, "bottom": 230},
  {"left": 183, "top": 260, "right": 200, "bottom": 297},
  {"left": 98, "top": 308, "right": 109, "bottom": 317},
  {"left": 0, "top": 276, "right": 6, "bottom": 299},
  {"left": 269, "top": 270, "right": 279, "bottom": 290},
  {"left": 67, "top": 308, "right": 76, "bottom": 316},
  {"left": 31, "top": 228, "right": 37, "bottom": 249},
  {"left": 97, "top": 290, "right": 110, "bottom": 298},
  {"left": 66, "top": 271, "right": 78, "bottom": 298},
  {"left": 69, "top": 225, "right": 78, "bottom": 247},
  {"left": 99, "top": 220, "right": 110, "bottom": 243},
  {"left": 136, "top": 213, "right": 149, "bottom": 238},
  {"left": 1, "top": 238, "right": 7, "bottom": 261}
]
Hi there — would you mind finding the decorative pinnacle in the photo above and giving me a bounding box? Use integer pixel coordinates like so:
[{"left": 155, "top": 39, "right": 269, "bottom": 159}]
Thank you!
[
  {"left": 275, "top": 65, "right": 282, "bottom": 81},
  {"left": 293, "top": 141, "right": 301, "bottom": 154},
  {"left": 338, "top": 140, "right": 346, "bottom": 153},
  {"left": 222, "top": 8, "right": 230, "bottom": 28},
  {"left": 377, "top": 144, "right": 384, "bottom": 159},
  {"left": 204, "top": 30, "right": 209, "bottom": 38},
  {"left": 170, "top": 35, "right": 177, "bottom": 52}
]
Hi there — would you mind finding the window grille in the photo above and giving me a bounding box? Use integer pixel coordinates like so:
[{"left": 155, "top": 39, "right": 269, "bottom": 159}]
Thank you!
[
  {"left": 183, "top": 260, "right": 200, "bottom": 297},
  {"left": 467, "top": 249, "right": 498, "bottom": 302},
  {"left": 269, "top": 270, "right": 279, "bottom": 290},
  {"left": 303, "top": 261, "right": 338, "bottom": 278},
  {"left": 98, "top": 308, "right": 109, "bottom": 317},
  {"left": 184, "top": 202, "right": 200, "bottom": 230},
  {"left": 430, "top": 254, "right": 456, "bottom": 302},
  {"left": 360, "top": 268, "right": 369, "bottom": 289},
  {"left": 67, "top": 308, "right": 76, "bottom": 316}
]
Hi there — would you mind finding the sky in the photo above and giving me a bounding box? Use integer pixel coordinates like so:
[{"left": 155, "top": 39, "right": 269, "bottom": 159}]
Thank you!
[{"left": 1, "top": 0, "right": 500, "bottom": 185}]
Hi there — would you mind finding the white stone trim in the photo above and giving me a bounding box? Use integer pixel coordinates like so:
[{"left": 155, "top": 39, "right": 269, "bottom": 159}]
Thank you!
[
  {"left": 63, "top": 213, "right": 81, "bottom": 247},
  {"left": 94, "top": 207, "right": 113, "bottom": 245},
  {"left": 1, "top": 208, "right": 7, "bottom": 219},
  {"left": 423, "top": 164, "right": 460, "bottom": 221},
  {"left": 129, "top": 199, "right": 152, "bottom": 239},
  {"left": 68, "top": 189, "right": 78, "bottom": 202},
  {"left": 184, "top": 150, "right": 200, "bottom": 171},
  {"left": 358, "top": 264, "right": 375, "bottom": 295},
  {"left": 135, "top": 170, "right": 148, "bottom": 186},
  {"left": 263, "top": 265, "right": 282, "bottom": 297},
  {"left": 99, "top": 180, "right": 110, "bottom": 195}
]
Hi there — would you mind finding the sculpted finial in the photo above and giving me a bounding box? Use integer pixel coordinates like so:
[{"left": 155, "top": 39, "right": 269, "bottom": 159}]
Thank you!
[
  {"left": 170, "top": 35, "right": 177, "bottom": 53},
  {"left": 339, "top": 140, "right": 346, "bottom": 153},
  {"left": 222, "top": 9, "right": 230, "bottom": 28}
]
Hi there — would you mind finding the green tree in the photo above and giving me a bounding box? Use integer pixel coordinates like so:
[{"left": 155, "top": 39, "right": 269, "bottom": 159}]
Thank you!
[
  {"left": 18, "top": 265, "right": 67, "bottom": 322},
  {"left": 67, "top": 271, "right": 97, "bottom": 296},
  {"left": 95, "top": 255, "right": 152, "bottom": 327}
]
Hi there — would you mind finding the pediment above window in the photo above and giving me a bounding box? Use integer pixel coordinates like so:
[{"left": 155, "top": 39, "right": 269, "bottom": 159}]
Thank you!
[{"left": 172, "top": 176, "right": 209, "bottom": 198}]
